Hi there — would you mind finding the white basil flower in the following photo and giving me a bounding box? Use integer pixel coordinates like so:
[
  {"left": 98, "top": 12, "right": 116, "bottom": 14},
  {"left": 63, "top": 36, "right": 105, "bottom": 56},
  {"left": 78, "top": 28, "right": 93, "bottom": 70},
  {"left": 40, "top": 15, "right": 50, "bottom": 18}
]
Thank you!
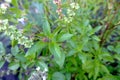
[
  {"left": 2, "top": 25, "right": 7, "bottom": 30},
  {"left": 18, "top": 37, "right": 26, "bottom": 45},
  {"left": 64, "top": 17, "right": 68, "bottom": 22},
  {"left": 43, "top": 76, "right": 47, "bottom": 80},
  {"left": 68, "top": 17, "right": 73, "bottom": 22},
  {"left": 36, "top": 67, "right": 40, "bottom": 71},
  {"left": 74, "top": 3, "right": 80, "bottom": 9},
  {"left": 5, "top": 0, "right": 12, "bottom": 3},
  {"left": 4, "top": 29, "right": 11, "bottom": 35},
  {"left": 2, "top": 19, "right": 8, "bottom": 25},
  {"left": 10, "top": 34, "right": 16, "bottom": 40},
  {"left": 0, "top": 3, "right": 9, "bottom": 10},
  {"left": 70, "top": 3, "right": 76, "bottom": 9},
  {"left": 67, "top": 8, "right": 72, "bottom": 14},
  {"left": 70, "top": 2, "right": 79, "bottom": 9},
  {"left": 18, "top": 18, "right": 25, "bottom": 25}
]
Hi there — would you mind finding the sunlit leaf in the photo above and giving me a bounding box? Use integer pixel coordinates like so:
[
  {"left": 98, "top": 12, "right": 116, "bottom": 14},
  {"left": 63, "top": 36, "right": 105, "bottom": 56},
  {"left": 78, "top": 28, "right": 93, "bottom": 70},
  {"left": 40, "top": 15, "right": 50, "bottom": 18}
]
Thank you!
[
  {"left": 0, "top": 60, "right": 5, "bottom": 68},
  {"left": 11, "top": 45, "right": 19, "bottom": 56},
  {"left": 42, "top": 17, "right": 51, "bottom": 36},
  {"left": 0, "top": 42, "right": 5, "bottom": 55},
  {"left": 49, "top": 42, "right": 65, "bottom": 68},
  {"left": 9, "top": 62, "right": 20, "bottom": 70},
  {"left": 52, "top": 72, "right": 65, "bottom": 80},
  {"left": 25, "top": 41, "right": 46, "bottom": 59},
  {"left": 12, "top": 0, "right": 18, "bottom": 8},
  {"left": 58, "top": 33, "right": 73, "bottom": 42}
]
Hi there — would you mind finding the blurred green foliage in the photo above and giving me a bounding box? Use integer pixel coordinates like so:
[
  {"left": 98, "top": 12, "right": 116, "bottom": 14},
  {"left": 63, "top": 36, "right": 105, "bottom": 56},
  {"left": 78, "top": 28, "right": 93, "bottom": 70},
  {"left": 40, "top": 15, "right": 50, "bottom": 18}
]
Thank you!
[{"left": 1, "top": 0, "right": 120, "bottom": 80}]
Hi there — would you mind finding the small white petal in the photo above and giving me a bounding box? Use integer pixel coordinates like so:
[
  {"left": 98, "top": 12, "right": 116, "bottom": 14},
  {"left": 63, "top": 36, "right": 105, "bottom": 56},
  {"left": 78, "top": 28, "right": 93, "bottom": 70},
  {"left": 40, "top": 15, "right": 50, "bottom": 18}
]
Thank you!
[
  {"left": 18, "top": 18, "right": 25, "bottom": 25},
  {"left": 44, "top": 68, "right": 48, "bottom": 72},
  {"left": 36, "top": 67, "right": 40, "bottom": 71},
  {"left": 42, "top": 76, "right": 47, "bottom": 80}
]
